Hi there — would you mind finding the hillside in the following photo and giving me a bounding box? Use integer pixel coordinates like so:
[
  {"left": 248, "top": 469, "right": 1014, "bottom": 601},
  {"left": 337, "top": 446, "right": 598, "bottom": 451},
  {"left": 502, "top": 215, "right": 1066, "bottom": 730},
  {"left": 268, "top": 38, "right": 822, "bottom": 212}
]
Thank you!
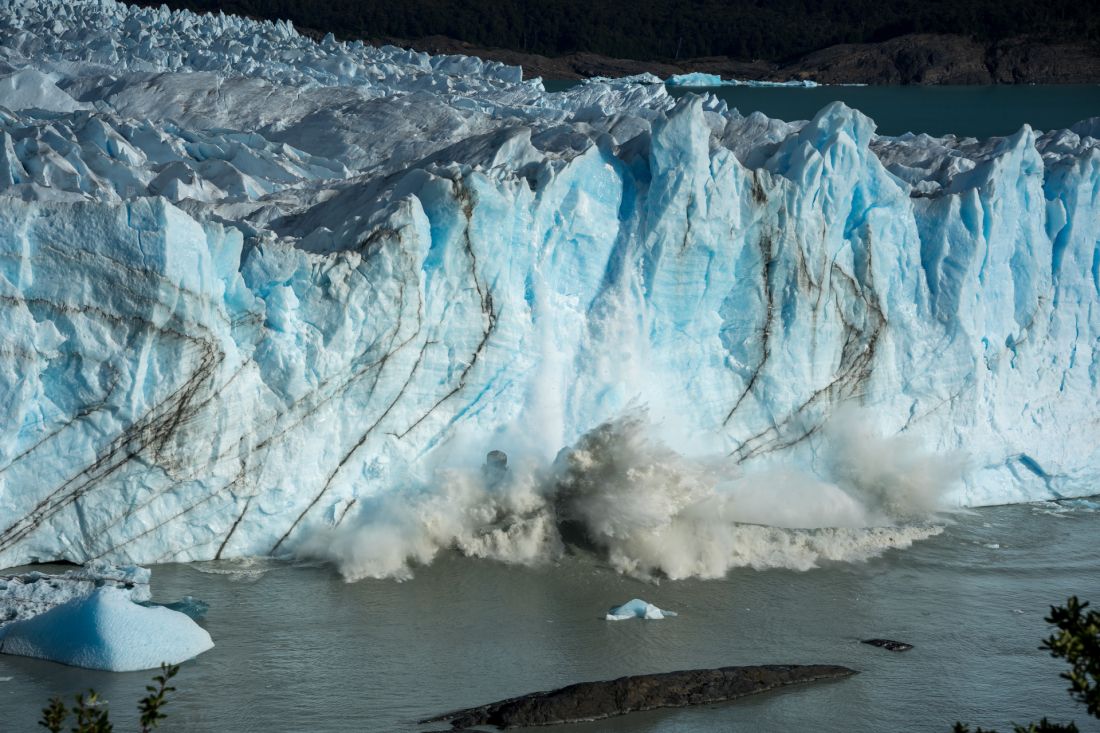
[{"left": 134, "top": 0, "right": 1100, "bottom": 82}]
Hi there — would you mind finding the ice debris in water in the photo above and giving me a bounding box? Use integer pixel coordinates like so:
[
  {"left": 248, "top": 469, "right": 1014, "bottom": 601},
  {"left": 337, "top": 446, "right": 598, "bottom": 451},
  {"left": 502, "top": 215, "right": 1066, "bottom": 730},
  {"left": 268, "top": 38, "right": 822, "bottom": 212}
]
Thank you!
[
  {"left": 0, "top": 587, "right": 213, "bottom": 672},
  {"left": 606, "top": 598, "right": 677, "bottom": 620},
  {"left": 0, "top": 0, "right": 1096, "bottom": 574},
  {"left": 138, "top": 596, "right": 210, "bottom": 621}
]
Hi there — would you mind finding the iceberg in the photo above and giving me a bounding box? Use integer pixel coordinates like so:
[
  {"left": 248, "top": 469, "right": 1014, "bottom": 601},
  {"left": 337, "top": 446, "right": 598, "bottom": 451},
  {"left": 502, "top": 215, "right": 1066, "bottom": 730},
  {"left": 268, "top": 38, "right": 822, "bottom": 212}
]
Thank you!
[
  {"left": 0, "top": 561, "right": 212, "bottom": 671},
  {"left": 606, "top": 598, "right": 677, "bottom": 620},
  {"left": 0, "top": 587, "right": 214, "bottom": 671},
  {"left": 0, "top": 0, "right": 1096, "bottom": 573}
]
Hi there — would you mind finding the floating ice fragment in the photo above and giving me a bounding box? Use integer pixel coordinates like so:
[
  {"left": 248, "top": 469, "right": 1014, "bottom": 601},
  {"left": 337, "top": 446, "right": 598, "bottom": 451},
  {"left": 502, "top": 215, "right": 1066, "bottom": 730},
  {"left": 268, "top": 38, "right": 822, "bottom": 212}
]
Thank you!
[
  {"left": 605, "top": 599, "right": 677, "bottom": 621},
  {"left": 0, "top": 587, "right": 213, "bottom": 672},
  {"left": 139, "top": 596, "right": 210, "bottom": 621}
]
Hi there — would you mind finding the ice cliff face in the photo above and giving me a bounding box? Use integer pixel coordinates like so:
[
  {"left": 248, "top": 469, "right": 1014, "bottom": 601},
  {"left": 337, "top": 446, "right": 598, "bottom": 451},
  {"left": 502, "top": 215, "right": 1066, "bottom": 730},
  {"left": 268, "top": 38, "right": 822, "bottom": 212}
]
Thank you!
[{"left": 0, "top": 0, "right": 1097, "bottom": 569}]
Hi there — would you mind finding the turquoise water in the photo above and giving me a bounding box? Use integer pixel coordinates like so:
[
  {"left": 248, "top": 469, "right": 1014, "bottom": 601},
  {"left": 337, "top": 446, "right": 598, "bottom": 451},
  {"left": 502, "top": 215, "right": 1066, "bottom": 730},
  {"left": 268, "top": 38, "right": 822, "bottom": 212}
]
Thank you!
[
  {"left": 543, "top": 81, "right": 1100, "bottom": 138},
  {"left": 1, "top": 500, "right": 1099, "bottom": 732}
]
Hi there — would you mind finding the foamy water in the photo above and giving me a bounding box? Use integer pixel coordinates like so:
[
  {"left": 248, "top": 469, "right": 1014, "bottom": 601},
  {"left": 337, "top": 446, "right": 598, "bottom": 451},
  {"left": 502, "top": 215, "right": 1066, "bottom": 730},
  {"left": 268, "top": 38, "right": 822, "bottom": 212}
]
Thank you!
[
  {"left": 1, "top": 499, "right": 1097, "bottom": 732},
  {"left": 299, "top": 410, "right": 962, "bottom": 581}
]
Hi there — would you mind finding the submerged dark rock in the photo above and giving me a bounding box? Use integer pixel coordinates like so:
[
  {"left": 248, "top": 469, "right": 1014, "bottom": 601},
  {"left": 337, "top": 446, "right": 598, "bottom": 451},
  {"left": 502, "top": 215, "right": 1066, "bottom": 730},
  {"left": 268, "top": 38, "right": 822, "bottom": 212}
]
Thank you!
[
  {"left": 862, "top": 638, "right": 913, "bottom": 652},
  {"left": 421, "top": 664, "right": 857, "bottom": 730}
]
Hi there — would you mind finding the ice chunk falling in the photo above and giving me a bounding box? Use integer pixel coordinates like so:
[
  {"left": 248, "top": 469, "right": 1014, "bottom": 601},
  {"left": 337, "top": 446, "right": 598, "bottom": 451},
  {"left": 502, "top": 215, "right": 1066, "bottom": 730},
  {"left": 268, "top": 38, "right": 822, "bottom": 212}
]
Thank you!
[{"left": 0, "top": 0, "right": 1097, "bottom": 569}]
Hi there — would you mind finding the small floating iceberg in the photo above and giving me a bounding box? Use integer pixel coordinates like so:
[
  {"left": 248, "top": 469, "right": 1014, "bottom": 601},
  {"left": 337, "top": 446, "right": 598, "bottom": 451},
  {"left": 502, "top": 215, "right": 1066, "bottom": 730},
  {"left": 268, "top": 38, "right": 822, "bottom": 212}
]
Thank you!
[
  {"left": 1, "top": 562, "right": 212, "bottom": 671},
  {"left": 606, "top": 598, "right": 677, "bottom": 621},
  {"left": 139, "top": 596, "right": 210, "bottom": 621},
  {"left": 665, "top": 72, "right": 819, "bottom": 88},
  {"left": 0, "top": 587, "right": 214, "bottom": 672}
]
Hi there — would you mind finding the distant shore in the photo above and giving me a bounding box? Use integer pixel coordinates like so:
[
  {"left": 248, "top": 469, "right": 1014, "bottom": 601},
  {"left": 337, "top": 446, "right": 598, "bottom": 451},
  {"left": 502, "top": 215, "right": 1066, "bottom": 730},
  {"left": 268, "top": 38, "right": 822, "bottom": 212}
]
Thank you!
[{"left": 361, "top": 32, "right": 1100, "bottom": 85}]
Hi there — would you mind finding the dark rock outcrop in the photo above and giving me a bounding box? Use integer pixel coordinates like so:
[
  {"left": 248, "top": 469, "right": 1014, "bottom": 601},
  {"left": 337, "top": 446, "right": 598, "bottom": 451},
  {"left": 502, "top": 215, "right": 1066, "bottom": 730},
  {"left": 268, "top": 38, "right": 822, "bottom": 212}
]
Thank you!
[
  {"left": 862, "top": 638, "right": 913, "bottom": 652},
  {"left": 421, "top": 664, "right": 857, "bottom": 730}
]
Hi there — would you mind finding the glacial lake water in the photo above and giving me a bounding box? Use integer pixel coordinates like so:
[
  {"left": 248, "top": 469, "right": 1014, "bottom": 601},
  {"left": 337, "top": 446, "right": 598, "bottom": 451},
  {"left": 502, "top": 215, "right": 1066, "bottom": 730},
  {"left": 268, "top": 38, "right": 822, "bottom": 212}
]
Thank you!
[
  {"left": 542, "top": 82, "right": 1100, "bottom": 138},
  {"left": 2, "top": 500, "right": 1099, "bottom": 732}
]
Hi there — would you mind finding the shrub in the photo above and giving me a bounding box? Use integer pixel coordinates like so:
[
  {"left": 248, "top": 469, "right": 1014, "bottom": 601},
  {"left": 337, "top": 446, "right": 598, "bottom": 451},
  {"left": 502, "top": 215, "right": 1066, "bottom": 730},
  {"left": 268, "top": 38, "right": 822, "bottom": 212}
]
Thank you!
[{"left": 39, "top": 663, "right": 179, "bottom": 733}]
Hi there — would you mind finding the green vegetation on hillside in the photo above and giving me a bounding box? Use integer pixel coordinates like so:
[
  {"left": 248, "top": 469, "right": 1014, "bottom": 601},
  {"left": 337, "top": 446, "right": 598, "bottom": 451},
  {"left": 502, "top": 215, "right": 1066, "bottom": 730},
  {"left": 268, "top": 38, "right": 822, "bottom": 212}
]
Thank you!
[{"left": 134, "top": 0, "right": 1100, "bottom": 61}]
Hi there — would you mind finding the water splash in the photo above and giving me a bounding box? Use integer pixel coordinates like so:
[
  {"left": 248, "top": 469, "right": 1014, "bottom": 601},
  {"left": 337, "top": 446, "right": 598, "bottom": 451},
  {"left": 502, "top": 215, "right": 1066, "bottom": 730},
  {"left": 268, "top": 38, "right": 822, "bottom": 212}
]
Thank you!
[{"left": 299, "top": 408, "right": 959, "bottom": 581}]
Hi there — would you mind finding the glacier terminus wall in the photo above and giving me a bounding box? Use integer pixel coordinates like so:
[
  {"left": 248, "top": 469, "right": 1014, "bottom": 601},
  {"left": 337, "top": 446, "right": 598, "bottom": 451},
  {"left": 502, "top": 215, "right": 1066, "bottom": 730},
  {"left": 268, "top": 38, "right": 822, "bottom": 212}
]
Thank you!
[{"left": 0, "top": 0, "right": 1097, "bottom": 572}]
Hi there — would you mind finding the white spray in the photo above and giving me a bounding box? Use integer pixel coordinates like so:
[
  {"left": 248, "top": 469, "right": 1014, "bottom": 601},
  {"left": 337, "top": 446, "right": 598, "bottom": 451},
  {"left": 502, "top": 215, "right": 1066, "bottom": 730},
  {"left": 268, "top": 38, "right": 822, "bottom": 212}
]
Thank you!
[{"left": 299, "top": 407, "right": 963, "bottom": 581}]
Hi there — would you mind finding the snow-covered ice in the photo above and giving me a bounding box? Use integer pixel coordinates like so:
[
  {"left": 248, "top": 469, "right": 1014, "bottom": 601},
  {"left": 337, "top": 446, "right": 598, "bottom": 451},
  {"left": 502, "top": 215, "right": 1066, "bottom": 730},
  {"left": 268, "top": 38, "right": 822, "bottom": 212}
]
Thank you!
[
  {"left": 0, "top": 69, "right": 90, "bottom": 112},
  {"left": 0, "top": 560, "right": 150, "bottom": 624},
  {"left": 666, "top": 72, "right": 819, "bottom": 88},
  {"left": 606, "top": 598, "right": 677, "bottom": 620},
  {"left": 0, "top": 0, "right": 1097, "bottom": 574},
  {"left": 0, "top": 587, "right": 213, "bottom": 671}
]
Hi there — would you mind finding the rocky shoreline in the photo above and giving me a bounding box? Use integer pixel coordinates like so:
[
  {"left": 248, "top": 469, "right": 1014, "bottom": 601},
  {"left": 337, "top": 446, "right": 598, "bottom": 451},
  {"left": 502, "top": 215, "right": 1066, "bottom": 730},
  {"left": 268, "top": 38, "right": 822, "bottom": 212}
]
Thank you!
[
  {"left": 421, "top": 664, "right": 858, "bottom": 730},
  {"left": 367, "top": 33, "right": 1100, "bottom": 84}
]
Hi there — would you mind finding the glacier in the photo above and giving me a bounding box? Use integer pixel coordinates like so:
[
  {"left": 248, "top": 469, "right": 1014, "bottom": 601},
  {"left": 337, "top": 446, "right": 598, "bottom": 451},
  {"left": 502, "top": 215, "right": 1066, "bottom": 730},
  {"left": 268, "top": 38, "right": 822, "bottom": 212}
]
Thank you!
[
  {"left": 665, "top": 72, "right": 819, "bottom": 88},
  {"left": 0, "top": 0, "right": 1097, "bottom": 574}
]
